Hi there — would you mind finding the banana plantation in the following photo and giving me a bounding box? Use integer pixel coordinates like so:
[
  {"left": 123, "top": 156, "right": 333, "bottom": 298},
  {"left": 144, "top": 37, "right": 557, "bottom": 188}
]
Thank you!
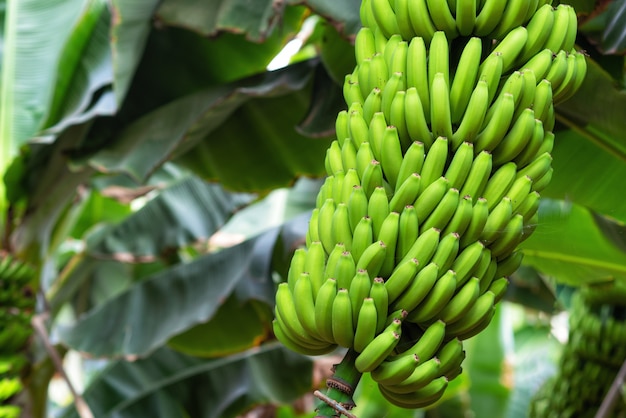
[{"left": 1, "top": 0, "right": 626, "bottom": 417}]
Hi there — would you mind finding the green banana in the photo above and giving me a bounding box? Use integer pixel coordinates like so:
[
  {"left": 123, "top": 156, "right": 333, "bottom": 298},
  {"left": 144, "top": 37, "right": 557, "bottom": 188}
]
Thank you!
[
  {"left": 385, "top": 258, "right": 420, "bottom": 304},
  {"left": 397, "top": 205, "right": 420, "bottom": 260},
  {"left": 384, "top": 357, "right": 441, "bottom": 393},
  {"left": 354, "top": 297, "right": 379, "bottom": 352},
  {"left": 449, "top": 37, "right": 482, "bottom": 123},
  {"left": 430, "top": 231, "right": 461, "bottom": 274},
  {"left": 390, "top": 262, "right": 439, "bottom": 312},
  {"left": 439, "top": 276, "right": 481, "bottom": 323},
  {"left": 370, "top": 353, "right": 420, "bottom": 385},
  {"left": 332, "top": 288, "right": 355, "bottom": 348},
  {"left": 370, "top": 277, "right": 390, "bottom": 333},
  {"left": 355, "top": 320, "right": 402, "bottom": 372},
  {"left": 407, "top": 269, "right": 457, "bottom": 324}
]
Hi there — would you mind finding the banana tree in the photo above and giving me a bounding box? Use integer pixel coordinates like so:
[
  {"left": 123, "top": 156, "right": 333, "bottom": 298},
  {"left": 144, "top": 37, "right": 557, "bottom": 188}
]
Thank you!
[{"left": 0, "top": 0, "right": 625, "bottom": 418}]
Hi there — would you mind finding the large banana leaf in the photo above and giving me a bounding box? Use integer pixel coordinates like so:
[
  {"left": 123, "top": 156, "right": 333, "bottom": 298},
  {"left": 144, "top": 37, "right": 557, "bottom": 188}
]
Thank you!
[
  {"left": 520, "top": 198, "right": 626, "bottom": 286},
  {"left": 544, "top": 129, "right": 626, "bottom": 223},
  {"left": 59, "top": 344, "right": 313, "bottom": 418},
  {"left": 55, "top": 234, "right": 273, "bottom": 357}
]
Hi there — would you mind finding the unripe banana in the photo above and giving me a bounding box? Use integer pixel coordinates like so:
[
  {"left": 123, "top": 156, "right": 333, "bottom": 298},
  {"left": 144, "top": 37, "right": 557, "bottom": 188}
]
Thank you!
[
  {"left": 459, "top": 151, "right": 492, "bottom": 200},
  {"left": 445, "top": 141, "right": 475, "bottom": 190},
  {"left": 389, "top": 91, "right": 411, "bottom": 149},
  {"left": 384, "top": 356, "right": 442, "bottom": 393},
  {"left": 380, "top": 125, "right": 404, "bottom": 188},
  {"left": 349, "top": 269, "right": 372, "bottom": 325},
  {"left": 318, "top": 198, "right": 336, "bottom": 253},
  {"left": 288, "top": 247, "right": 307, "bottom": 292},
  {"left": 442, "top": 194, "right": 474, "bottom": 237},
  {"left": 315, "top": 277, "right": 338, "bottom": 342},
  {"left": 513, "top": 69, "right": 538, "bottom": 122},
  {"left": 378, "top": 211, "right": 400, "bottom": 276},
  {"left": 382, "top": 72, "right": 405, "bottom": 120},
  {"left": 369, "top": 53, "right": 390, "bottom": 92},
  {"left": 482, "top": 162, "right": 518, "bottom": 210},
  {"left": 415, "top": 176, "right": 450, "bottom": 222},
  {"left": 385, "top": 258, "right": 420, "bottom": 303},
  {"left": 515, "top": 190, "right": 540, "bottom": 223},
  {"left": 475, "top": 93, "right": 516, "bottom": 153},
  {"left": 363, "top": 88, "right": 383, "bottom": 123},
  {"left": 294, "top": 272, "right": 325, "bottom": 340},
  {"left": 422, "top": 187, "right": 461, "bottom": 232},
  {"left": 351, "top": 216, "right": 374, "bottom": 263},
  {"left": 390, "top": 173, "right": 422, "bottom": 213},
  {"left": 420, "top": 136, "right": 449, "bottom": 190},
  {"left": 407, "top": 269, "right": 458, "bottom": 324},
  {"left": 368, "top": 186, "right": 390, "bottom": 239},
  {"left": 489, "top": 0, "right": 531, "bottom": 40},
  {"left": 406, "top": 37, "right": 430, "bottom": 117},
  {"left": 383, "top": 34, "right": 402, "bottom": 71},
  {"left": 371, "top": 353, "right": 420, "bottom": 385},
  {"left": 405, "top": 88, "right": 433, "bottom": 147},
  {"left": 391, "top": 262, "right": 440, "bottom": 312},
  {"left": 332, "top": 288, "right": 355, "bottom": 348},
  {"left": 389, "top": 40, "right": 409, "bottom": 80},
  {"left": 276, "top": 283, "right": 325, "bottom": 346},
  {"left": 494, "top": 250, "right": 524, "bottom": 278},
  {"left": 370, "top": 0, "right": 401, "bottom": 38},
  {"left": 397, "top": 205, "right": 420, "bottom": 260},
  {"left": 455, "top": 0, "right": 477, "bottom": 37},
  {"left": 474, "top": 0, "right": 506, "bottom": 37},
  {"left": 436, "top": 337, "right": 465, "bottom": 378},
  {"left": 368, "top": 112, "right": 387, "bottom": 161},
  {"left": 489, "top": 213, "right": 525, "bottom": 257},
  {"left": 430, "top": 72, "right": 453, "bottom": 140},
  {"left": 487, "top": 26, "right": 528, "bottom": 72},
  {"left": 520, "top": 48, "right": 554, "bottom": 81},
  {"left": 531, "top": 166, "right": 553, "bottom": 193},
  {"left": 481, "top": 196, "right": 514, "bottom": 244},
  {"left": 344, "top": 75, "right": 365, "bottom": 107},
  {"left": 332, "top": 203, "right": 353, "bottom": 251},
  {"left": 353, "top": 297, "right": 379, "bottom": 353},
  {"left": 543, "top": 4, "right": 575, "bottom": 54},
  {"left": 272, "top": 320, "right": 336, "bottom": 356},
  {"left": 492, "top": 107, "right": 537, "bottom": 166},
  {"left": 452, "top": 240, "right": 487, "bottom": 286},
  {"left": 487, "top": 277, "right": 509, "bottom": 303},
  {"left": 393, "top": 0, "right": 417, "bottom": 40},
  {"left": 449, "top": 37, "right": 482, "bottom": 123},
  {"left": 356, "top": 240, "right": 387, "bottom": 279},
  {"left": 552, "top": 51, "right": 581, "bottom": 104},
  {"left": 370, "top": 277, "right": 390, "bottom": 333},
  {"left": 459, "top": 197, "right": 489, "bottom": 248},
  {"left": 400, "top": 227, "right": 441, "bottom": 266},
  {"left": 407, "top": 0, "right": 436, "bottom": 43},
  {"left": 513, "top": 117, "right": 544, "bottom": 167},
  {"left": 335, "top": 250, "right": 357, "bottom": 291},
  {"left": 361, "top": 159, "right": 385, "bottom": 198},
  {"left": 430, "top": 232, "right": 460, "bottom": 274},
  {"left": 447, "top": 291, "right": 496, "bottom": 339},
  {"left": 355, "top": 320, "right": 402, "bottom": 372},
  {"left": 439, "top": 276, "right": 481, "bottom": 324},
  {"left": 325, "top": 140, "right": 344, "bottom": 176},
  {"left": 517, "top": 3, "right": 554, "bottom": 65},
  {"left": 355, "top": 27, "right": 377, "bottom": 65},
  {"left": 379, "top": 375, "right": 448, "bottom": 409},
  {"left": 349, "top": 106, "right": 369, "bottom": 148},
  {"left": 426, "top": 0, "right": 458, "bottom": 38},
  {"left": 395, "top": 319, "right": 446, "bottom": 361},
  {"left": 306, "top": 241, "right": 327, "bottom": 297},
  {"left": 325, "top": 243, "right": 347, "bottom": 281},
  {"left": 506, "top": 175, "right": 533, "bottom": 212},
  {"left": 359, "top": 0, "right": 376, "bottom": 29},
  {"left": 451, "top": 79, "right": 490, "bottom": 148}
]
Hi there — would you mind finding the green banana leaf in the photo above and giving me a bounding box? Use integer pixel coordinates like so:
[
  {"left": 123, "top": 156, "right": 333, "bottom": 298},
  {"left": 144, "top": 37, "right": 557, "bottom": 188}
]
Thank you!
[
  {"left": 55, "top": 235, "right": 270, "bottom": 357},
  {"left": 543, "top": 129, "right": 626, "bottom": 224},
  {"left": 556, "top": 57, "right": 626, "bottom": 161},
  {"left": 520, "top": 198, "right": 626, "bottom": 286},
  {"left": 58, "top": 344, "right": 313, "bottom": 418},
  {"left": 82, "top": 60, "right": 330, "bottom": 189},
  {"left": 287, "top": 0, "right": 362, "bottom": 35}
]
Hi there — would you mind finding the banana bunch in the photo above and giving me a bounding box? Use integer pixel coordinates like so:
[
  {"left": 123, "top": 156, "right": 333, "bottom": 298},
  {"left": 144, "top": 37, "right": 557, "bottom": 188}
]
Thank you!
[
  {"left": 274, "top": 0, "right": 587, "bottom": 410},
  {"left": 0, "top": 254, "right": 35, "bottom": 417},
  {"left": 530, "top": 287, "right": 626, "bottom": 417}
]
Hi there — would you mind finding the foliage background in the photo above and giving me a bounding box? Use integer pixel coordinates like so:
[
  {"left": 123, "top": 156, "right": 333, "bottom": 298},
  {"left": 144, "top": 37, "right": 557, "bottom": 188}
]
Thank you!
[{"left": 1, "top": 0, "right": 625, "bottom": 417}]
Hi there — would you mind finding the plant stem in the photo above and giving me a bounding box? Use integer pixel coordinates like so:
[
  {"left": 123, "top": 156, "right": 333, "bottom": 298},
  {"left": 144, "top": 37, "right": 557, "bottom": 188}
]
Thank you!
[
  {"left": 595, "top": 356, "right": 626, "bottom": 418},
  {"left": 314, "top": 349, "right": 362, "bottom": 418}
]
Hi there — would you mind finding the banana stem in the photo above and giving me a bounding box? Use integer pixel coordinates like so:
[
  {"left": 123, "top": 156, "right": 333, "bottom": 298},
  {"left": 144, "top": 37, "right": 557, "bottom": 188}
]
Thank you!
[{"left": 314, "top": 349, "right": 362, "bottom": 418}]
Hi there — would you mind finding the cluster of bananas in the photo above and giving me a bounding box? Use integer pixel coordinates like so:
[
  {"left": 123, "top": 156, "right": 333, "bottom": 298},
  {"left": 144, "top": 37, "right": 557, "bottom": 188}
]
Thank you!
[
  {"left": 0, "top": 255, "right": 35, "bottom": 418},
  {"left": 530, "top": 287, "right": 626, "bottom": 417},
  {"left": 274, "top": 0, "right": 586, "bottom": 410}
]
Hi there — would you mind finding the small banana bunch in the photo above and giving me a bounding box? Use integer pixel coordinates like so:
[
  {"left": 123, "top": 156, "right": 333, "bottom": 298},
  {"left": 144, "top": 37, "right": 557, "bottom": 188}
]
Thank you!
[
  {"left": 0, "top": 255, "right": 35, "bottom": 417},
  {"left": 274, "top": 0, "right": 587, "bottom": 410},
  {"left": 530, "top": 286, "right": 626, "bottom": 417}
]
